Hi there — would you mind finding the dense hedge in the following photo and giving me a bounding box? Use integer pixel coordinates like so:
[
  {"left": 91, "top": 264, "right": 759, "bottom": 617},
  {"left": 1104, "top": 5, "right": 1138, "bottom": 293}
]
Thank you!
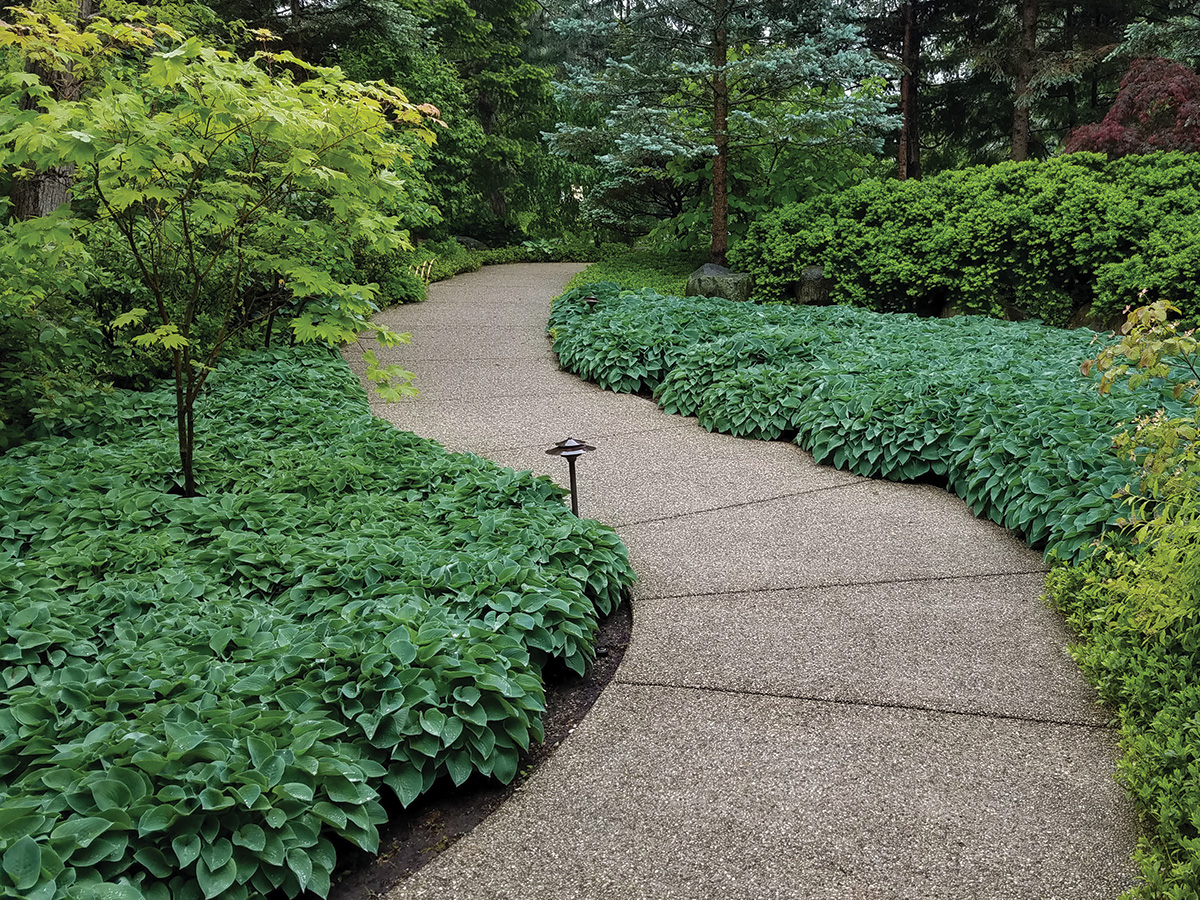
[
  {"left": 549, "top": 283, "right": 1184, "bottom": 562},
  {"left": 733, "top": 152, "right": 1200, "bottom": 327},
  {"left": 0, "top": 347, "right": 634, "bottom": 900}
]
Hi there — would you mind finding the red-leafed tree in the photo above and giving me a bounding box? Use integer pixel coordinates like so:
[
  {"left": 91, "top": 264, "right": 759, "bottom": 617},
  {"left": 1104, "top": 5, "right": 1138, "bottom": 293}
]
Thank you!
[{"left": 1064, "top": 56, "right": 1200, "bottom": 157}]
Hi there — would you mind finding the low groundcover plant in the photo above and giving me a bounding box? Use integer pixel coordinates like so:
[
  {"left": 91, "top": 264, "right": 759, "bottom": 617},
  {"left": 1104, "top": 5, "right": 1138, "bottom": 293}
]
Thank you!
[{"left": 0, "top": 345, "right": 634, "bottom": 900}]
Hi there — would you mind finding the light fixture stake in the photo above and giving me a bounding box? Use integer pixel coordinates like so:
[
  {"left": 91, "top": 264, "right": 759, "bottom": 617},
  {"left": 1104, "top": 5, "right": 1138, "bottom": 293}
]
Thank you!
[{"left": 545, "top": 438, "right": 597, "bottom": 515}]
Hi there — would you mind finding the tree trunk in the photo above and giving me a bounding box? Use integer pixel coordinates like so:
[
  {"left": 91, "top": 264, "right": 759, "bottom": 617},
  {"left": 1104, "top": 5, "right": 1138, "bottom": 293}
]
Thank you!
[
  {"left": 10, "top": 164, "right": 75, "bottom": 219},
  {"left": 898, "top": 1, "right": 922, "bottom": 180},
  {"left": 9, "top": 0, "right": 94, "bottom": 220},
  {"left": 710, "top": 1, "right": 729, "bottom": 267},
  {"left": 1011, "top": 0, "right": 1038, "bottom": 161},
  {"left": 173, "top": 348, "right": 198, "bottom": 496}
]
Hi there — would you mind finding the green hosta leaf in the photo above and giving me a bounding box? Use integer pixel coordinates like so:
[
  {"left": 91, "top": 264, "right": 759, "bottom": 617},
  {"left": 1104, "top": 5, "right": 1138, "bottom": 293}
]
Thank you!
[
  {"left": 0, "top": 809, "right": 46, "bottom": 843},
  {"left": 491, "top": 748, "right": 519, "bottom": 784},
  {"left": 2, "top": 836, "right": 41, "bottom": 891},
  {"left": 232, "top": 824, "right": 266, "bottom": 852},
  {"left": 200, "top": 838, "right": 232, "bottom": 871},
  {"left": 82, "top": 885, "right": 145, "bottom": 900},
  {"left": 51, "top": 816, "right": 111, "bottom": 848},
  {"left": 312, "top": 802, "right": 347, "bottom": 831},
  {"left": 445, "top": 751, "right": 473, "bottom": 787},
  {"left": 197, "top": 855, "right": 237, "bottom": 900},
  {"left": 384, "top": 767, "right": 424, "bottom": 808},
  {"left": 233, "top": 784, "right": 262, "bottom": 808},
  {"left": 286, "top": 848, "right": 312, "bottom": 892},
  {"left": 134, "top": 846, "right": 175, "bottom": 879},
  {"left": 90, "top": 779, "right": 132, "bottom": 811},
  {"left": 440, "top": 715, "right": 464, "bottom": 747},
  {"left": 419, "top": 708, "right": 447, "bottom": 738},
  {"left": 276, "top": 782, "right": 314, "bottom": 803},
  {"left": 171, "top": 833, "right": 201, "bottom": 868},
  {"left": 199, "top": 788, "right": 234, "bottom": 810},
  {"left": 246, "top": 736, "right": 273, "bottom": 769},
  {"left": 455, "top": 702, "right": 487, "bottom": 727},
  {"left": 137, "top": 806, "right": 177, "bottom": 836}
]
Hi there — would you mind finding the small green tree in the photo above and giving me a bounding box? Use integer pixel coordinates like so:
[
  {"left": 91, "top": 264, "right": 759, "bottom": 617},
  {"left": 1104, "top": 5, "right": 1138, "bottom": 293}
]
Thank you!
[{"left": 0, "top": 16, "right": 438, "bottom": 494}]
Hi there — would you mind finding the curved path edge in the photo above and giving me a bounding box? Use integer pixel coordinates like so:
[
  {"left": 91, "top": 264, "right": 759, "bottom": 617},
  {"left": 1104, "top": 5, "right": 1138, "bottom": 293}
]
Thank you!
[{"left": 347, "top": 263, "right": 1139, "bottom": 900}]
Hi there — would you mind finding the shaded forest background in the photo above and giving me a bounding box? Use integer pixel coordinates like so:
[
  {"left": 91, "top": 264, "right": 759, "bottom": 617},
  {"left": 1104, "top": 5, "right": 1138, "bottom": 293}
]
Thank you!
[{"left": 13, "top": 0, "right": 1195, "bottom": 243}]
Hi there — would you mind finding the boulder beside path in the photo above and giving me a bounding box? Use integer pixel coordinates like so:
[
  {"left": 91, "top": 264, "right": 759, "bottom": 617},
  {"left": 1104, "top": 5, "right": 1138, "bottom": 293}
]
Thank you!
[{"left": 685, "top": 263, "right": 754, "bottom": 303}]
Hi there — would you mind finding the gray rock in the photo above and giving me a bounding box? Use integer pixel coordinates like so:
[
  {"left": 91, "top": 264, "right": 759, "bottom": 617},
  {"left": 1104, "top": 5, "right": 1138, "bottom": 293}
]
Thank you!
[
  {"left": 685, "top": 264, "right": 754, "bottom": 303},
  {"left": 453, "top": 236, "right": 488, "bottom": 251},
  {"left": 793, "top": 265, "right": 832, "bottom": 305}
]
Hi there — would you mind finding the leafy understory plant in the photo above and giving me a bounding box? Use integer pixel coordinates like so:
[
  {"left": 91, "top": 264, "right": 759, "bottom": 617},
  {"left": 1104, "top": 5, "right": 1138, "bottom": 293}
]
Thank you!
[
  {"left": 0, "top": 15, "right": 440, "bottom": 494},
  {"left": 1084, "top": 299, "right": 1200, "bottom": 402},
  {"left": 549, "top": 282, "right": 1185, "bottom": 561},
  {"left": 0, "top": 347, "right": 636, "bottom": 900}
]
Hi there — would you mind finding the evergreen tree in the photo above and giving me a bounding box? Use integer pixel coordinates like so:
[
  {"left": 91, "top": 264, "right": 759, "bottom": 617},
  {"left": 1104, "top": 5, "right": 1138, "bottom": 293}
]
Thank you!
[
  {"left": 1116, "top": 1, "right": 1200, "bottom": 68},
  {"left": 429, "top": 0, "right": 570, "bottom": 239},
  {"left": 206, "top": 0, "right": 575, "bottom": 241},
  {"left": 864, "top": 1, "right": 1156, "bottom": 172},
  {"left": 204, "top": 0, "right": 418, "bottom": 63},
  {"left": 552, "top": 0, "right": 896, "bottom": 265}
]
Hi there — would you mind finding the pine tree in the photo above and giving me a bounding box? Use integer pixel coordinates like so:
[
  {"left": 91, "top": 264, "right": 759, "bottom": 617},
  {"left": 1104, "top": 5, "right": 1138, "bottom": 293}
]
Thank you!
[{"left": 1116, "top": 1, "right": 1200, "bottom": 68}]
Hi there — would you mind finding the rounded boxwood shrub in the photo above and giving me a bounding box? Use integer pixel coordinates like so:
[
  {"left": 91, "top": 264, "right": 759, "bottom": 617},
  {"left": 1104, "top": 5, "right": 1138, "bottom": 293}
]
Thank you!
[{"left": 733, "top": 152, "right": 1200, "bottom": 327}]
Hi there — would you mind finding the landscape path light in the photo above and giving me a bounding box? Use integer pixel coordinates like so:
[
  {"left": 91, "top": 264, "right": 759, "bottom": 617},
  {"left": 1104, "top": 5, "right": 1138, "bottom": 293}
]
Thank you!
[
  {"left": 545, "top": 438, "right": 596, "bottom": 516},
  {"left": 581, "top": 295, "right": 601, "bottom": 312}
]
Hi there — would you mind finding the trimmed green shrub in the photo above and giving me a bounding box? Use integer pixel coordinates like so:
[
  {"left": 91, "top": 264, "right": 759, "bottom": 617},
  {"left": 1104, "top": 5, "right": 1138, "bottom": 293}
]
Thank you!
[
  {"left": 733, "top": 152, "right": 1200, "bottom": 326},
  {"left": 361, "top": 238, "right": 634, "bottom": 301},
  {"left": 422, "top": 238, "right": 483, "bottom": 282},
  {"left": 549, "top": 284, "right": 1185, "bottom": 562},
  {"left": 0, "top": 346, "right": 634, "bottom": 900}
]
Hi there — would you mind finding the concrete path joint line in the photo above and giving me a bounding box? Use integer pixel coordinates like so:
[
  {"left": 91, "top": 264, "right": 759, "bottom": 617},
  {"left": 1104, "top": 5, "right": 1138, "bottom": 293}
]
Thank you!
[
  {"left": 613, "top": 479, "right": 882, "bottom": 528},
  {"left": 633, "top": 567, "right": 1054, "bottom": 602},
  {"left": 612, "top": 678, "right": 1115, "bottom": 732}
]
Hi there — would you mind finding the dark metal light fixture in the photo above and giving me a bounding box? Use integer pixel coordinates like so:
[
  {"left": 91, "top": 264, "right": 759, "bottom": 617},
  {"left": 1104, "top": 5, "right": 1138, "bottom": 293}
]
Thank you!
[
  {"left": 545, "top": 438, "right": 596, "bottom": 515},
  {"left": 581, "top": 295, "right": 601, "bottom": 312}
]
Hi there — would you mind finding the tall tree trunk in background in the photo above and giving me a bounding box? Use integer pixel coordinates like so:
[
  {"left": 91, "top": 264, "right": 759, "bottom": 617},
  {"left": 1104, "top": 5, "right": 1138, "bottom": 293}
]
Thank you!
[
  {"left": 710, "top": 0, "right": 729, "bottom": 266},
  {"left": 1011, "top": 0, "right": 1038, "bottom": 161},
  {"left": 9, "top": 0, "right": 94, "bottom": 220},
  {"left": 474, "top": 91, "right": 510, "bottom": 225},
  {"left": 897, "top": 1, "right": 922, "bottom": 180}
]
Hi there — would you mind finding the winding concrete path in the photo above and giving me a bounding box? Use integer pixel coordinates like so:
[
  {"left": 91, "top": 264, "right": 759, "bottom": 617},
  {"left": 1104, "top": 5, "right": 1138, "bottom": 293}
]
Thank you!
[{"left": 347, "top": 263, "right": 1139, "bottom": 900}]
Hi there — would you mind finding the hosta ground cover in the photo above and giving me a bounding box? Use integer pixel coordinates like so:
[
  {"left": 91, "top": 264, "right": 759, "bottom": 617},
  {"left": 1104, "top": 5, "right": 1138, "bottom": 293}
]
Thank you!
[
  {"left": 549, "top": 283, "right": 1185, "bottom": 563},
  {"left": 0, "top": 346, "right": 634, "bottom": 900}
]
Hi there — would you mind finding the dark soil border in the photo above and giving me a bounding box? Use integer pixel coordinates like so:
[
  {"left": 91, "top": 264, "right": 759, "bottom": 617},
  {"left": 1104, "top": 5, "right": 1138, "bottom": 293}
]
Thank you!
[{"left": 328, "top": 597, "right": 633, "bottom": 899}]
